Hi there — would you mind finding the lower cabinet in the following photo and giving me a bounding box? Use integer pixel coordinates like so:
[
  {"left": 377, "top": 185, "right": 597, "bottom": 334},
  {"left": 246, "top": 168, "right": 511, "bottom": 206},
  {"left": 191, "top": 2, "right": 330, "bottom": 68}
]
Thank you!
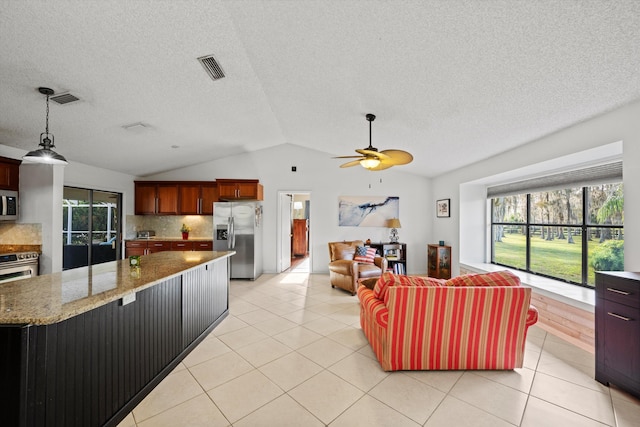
[
  {"left": 595, "top": 271, "right": 640, "bottom": 398},
  {"left": 125, "top": 240, "right": 213, "bottom": 257}
]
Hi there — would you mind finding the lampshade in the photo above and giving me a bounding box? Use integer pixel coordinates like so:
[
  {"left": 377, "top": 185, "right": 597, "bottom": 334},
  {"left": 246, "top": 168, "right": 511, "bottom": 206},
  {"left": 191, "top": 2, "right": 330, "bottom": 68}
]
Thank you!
[
  {"left": 23, "top": 87, "right": 68, "bottom": 165},
  {"left": 360, "top": 158, "right": 381, "bottom": 169},
  {"left": 387, "top": 218, "right": 401, "bottom": 228},
  {"left": 293, "top": 201, "right": 303, "bottom": 209}
]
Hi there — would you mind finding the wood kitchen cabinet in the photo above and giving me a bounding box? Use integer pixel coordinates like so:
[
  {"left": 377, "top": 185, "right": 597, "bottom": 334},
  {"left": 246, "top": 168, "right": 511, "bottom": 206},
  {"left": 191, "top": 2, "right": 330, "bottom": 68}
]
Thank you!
[
  {"left": 134, "top": 182, "right": 179, "bottom": 215},
  {"left": 0, "top": 156, "right": 20, "bottom": 191},
  {"left": 125, "top": 240, "right": 213, "bottom": 257},
  {"left": 217, "top": 179, "right": 263, "bottom": 200},
  {"left": 292, "top": 219, "right": 308, "bottom": 256},
  {"left": 178, "top": 182, "right": 218, "bottom": 215},
  {"left": 595, "top": 271, "right": 640, "bottom": 398}
]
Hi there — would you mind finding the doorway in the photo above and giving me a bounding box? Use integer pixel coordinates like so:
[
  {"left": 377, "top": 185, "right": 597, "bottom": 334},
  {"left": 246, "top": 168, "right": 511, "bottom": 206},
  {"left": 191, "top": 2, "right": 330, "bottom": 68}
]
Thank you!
[
  {"left": 62, "top": 186, "right": 122, "bottom": 270},
  {"left": 277, "top": 191, "right": 311, "bottom": 273}
]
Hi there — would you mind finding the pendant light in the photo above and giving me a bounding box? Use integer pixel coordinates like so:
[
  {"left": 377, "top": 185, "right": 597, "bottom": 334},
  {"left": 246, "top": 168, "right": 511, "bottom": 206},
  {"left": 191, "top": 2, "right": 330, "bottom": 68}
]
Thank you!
[{"left": 23, "top": 87, "right": 68, "bottom": 165}]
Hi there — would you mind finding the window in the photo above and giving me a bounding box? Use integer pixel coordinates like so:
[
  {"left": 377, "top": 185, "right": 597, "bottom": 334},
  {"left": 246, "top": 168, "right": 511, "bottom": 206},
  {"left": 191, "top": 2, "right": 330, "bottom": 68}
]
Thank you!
[{"left": 491, "top": 182, "right": 623, "bottom": 287}]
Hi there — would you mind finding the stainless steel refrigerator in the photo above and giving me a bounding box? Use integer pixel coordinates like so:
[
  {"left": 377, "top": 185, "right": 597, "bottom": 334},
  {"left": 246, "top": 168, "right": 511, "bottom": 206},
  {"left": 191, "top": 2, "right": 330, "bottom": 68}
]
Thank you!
[{"left": 213, "top": 201, "right": 263, "bottom": 280}]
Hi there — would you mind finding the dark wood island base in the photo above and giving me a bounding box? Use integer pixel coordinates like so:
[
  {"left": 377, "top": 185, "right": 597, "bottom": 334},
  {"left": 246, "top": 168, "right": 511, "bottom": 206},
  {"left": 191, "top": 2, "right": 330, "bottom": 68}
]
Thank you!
[{"left": 0, "top": 251, "right": 234, "bottom": 427}]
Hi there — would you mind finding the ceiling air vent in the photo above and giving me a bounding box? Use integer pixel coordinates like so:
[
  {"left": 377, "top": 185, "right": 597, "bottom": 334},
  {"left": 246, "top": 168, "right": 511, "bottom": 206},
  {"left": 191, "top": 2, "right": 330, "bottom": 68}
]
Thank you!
[
  {"left": 50, "top": 92, "right": 80, "bottom": 105},
  {"left": 198, "top": 55, "right": 225, "bottom": 81}
]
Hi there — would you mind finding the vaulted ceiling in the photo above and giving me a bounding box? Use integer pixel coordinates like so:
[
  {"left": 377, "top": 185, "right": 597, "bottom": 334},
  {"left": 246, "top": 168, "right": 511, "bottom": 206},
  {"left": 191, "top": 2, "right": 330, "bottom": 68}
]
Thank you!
[{"left": 1, "top": 1, "right": 639, "bottom": 177}]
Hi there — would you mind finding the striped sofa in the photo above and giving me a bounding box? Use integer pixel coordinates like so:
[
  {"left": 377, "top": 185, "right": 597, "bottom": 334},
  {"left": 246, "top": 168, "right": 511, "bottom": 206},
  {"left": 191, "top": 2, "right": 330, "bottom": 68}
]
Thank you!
[{"left": 357, "top": 271, "right": 538, "bottom": 371}]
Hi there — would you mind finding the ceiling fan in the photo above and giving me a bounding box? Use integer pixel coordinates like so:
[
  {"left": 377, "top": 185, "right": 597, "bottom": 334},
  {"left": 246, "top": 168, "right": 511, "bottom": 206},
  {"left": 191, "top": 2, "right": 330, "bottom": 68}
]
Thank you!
[{"left": 334, "top": 113, "right": 413, "bottom": 171}]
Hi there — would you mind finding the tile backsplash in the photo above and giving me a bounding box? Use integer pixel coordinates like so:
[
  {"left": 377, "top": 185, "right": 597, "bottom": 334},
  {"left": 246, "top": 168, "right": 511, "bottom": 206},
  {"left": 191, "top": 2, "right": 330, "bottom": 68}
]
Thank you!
[
  {"left": 0, "top": 223, "right": 42, "bottom": 244},
  {"left": 125, "top": 215, "right": 213, "bottom": 239},
  {"left": 0, "top": 223, "right": 42, "bottom": 253}
]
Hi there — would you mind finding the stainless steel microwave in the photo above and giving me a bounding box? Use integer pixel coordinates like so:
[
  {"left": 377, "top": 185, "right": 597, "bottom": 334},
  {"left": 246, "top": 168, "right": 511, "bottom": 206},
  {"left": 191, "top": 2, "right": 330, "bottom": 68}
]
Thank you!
[{"left": 0, "top": 190, "right": 18, "bottom": 220}]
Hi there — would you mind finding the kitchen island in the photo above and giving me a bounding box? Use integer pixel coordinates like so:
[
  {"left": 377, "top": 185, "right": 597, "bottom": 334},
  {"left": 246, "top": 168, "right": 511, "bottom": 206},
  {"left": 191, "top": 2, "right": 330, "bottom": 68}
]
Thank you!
[{"left": 0, "top": 250, "right": 234, "bottom": 427}]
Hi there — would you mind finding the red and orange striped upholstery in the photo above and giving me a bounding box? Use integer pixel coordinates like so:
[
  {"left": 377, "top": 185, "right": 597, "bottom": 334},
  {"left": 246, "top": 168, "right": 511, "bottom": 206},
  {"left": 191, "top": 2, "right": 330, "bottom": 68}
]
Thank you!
[{"left": 358, "top": 272, "right": 538, "bottom": 371}]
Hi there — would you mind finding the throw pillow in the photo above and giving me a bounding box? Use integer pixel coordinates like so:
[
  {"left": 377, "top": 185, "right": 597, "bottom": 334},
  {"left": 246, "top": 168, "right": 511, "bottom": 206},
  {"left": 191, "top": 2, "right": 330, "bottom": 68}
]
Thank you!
[
  {"left": 445, "top": 270, "right": 521, "bottom": 287},
  {"left": 354, "top": 246, "right": 377, "bottom": 264}
]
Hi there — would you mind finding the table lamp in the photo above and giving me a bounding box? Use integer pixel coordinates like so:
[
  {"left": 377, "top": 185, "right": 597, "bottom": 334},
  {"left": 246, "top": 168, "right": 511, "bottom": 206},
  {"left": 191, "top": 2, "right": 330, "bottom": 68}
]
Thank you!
[{"left": 387, "top": 218, "right": 401, "bottom": 243}]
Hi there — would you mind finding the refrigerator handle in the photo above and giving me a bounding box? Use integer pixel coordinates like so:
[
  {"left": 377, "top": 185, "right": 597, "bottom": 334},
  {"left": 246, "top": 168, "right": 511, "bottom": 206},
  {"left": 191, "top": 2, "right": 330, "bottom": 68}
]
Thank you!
[{"left": 229, "top": 216, "right": 235, "bottom": 249}]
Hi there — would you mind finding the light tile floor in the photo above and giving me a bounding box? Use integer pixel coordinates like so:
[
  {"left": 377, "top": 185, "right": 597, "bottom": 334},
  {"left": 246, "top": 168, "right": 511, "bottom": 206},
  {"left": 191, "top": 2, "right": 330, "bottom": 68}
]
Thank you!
[{"left": 119, "top": 272, "right": 640, "bottom": 426}]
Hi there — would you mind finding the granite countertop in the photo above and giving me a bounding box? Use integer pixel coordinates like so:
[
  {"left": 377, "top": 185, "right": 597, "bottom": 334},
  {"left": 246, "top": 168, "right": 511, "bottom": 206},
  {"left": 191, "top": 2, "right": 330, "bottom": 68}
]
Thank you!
[{"left": 0, "top": 250, "right": 234, "bottom": 326}]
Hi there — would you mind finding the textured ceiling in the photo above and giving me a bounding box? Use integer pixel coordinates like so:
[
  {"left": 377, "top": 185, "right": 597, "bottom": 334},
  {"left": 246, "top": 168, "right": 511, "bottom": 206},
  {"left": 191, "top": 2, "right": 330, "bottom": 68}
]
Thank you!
[{"left": 1, "top": 1, "right": 639, "bottom": 177}]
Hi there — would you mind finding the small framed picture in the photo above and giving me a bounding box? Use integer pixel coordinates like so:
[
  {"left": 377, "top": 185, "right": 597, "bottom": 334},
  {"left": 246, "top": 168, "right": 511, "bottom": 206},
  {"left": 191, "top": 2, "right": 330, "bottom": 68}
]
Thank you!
[{"left": 436, "top": 198, "right": 450, "bottom": 218}]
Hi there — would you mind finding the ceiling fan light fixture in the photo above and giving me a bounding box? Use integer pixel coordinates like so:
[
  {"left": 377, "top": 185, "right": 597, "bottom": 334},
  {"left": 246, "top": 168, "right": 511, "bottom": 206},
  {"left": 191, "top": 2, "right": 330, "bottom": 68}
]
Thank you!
[
  {"left": 23, "top": 87, "right": 68, "bottom": 165},
  {"left": 334, "top": 113, "right": 413, "bottom": 171},
  {"left": 360, "top": 158, "right": 381, "bottom": 169}
]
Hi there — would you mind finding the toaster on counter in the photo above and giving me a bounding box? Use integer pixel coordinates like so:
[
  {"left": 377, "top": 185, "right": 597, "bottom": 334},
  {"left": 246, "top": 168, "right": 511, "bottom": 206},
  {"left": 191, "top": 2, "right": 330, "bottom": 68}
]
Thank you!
[{"left": 136, "top": 230, "right": 156, "bottom": 239}]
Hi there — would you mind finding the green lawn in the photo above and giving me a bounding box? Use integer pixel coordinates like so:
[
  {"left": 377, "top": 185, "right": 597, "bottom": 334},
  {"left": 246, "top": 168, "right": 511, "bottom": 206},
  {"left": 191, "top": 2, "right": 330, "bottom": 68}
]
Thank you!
[{"left": 494, "top": 232, "right": 610, "bottom": 286}]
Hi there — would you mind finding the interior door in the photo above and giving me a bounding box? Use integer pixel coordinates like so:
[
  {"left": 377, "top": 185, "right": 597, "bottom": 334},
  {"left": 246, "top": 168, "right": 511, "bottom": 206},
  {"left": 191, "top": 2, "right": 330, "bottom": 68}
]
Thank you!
[{"left": 279, "top": 193, "right": 292, "bottom": 272}]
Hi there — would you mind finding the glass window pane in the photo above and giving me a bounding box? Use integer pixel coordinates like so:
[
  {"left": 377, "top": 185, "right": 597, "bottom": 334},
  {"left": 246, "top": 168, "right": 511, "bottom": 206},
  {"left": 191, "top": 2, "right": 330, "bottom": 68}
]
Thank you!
[
  {"left": 587, "top": 183, "right": 623, "bottom": 226},
  {"left": 530, "top": 226, "right": 582, "bottom": 283},
  {"left": 492, "top": 195, "right": 527, "bottom": 223},
  {"left": 587, "top": 227, "right": 624, "bottom": 286},
  {"left": 493, "top": 225, "right": 526, "bottom": 269},
  {"left": 529, "top": 189, "right": 582, "bottom": 224}
]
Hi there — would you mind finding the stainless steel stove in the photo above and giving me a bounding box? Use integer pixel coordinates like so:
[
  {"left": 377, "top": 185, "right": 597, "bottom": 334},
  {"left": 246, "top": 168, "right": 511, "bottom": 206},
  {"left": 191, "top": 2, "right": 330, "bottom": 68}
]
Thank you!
[{"left": 0, "top": 252, "right": 40, "bottom": 284}]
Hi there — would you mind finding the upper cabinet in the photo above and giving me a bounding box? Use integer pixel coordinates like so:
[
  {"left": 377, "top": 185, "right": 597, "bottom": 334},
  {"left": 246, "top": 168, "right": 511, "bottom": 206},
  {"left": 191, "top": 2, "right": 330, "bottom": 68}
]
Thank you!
[
  {"left": 135, "top": 181, "right": 219, "bottom": 215},
  {"left": 134, "top": 182, "right": 179, "bottom": 215},
  {"left": 0, "top": 156, "right": 21, "bottom": 191},
  {"left": 178, "top": 182, "right": 218, "bottom": 215},
  {"left": 134, "top": 179, "right": 261, "bottom": 215},
  {"left": 217, "top": 179, "right": 263, "bottom": 201}
]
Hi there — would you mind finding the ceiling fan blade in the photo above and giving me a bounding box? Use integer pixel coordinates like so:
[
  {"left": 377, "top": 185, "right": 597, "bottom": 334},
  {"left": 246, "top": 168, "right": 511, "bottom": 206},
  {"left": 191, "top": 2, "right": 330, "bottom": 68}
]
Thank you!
[
  {"left": 355, "top": 149, "right": 391, "bottom": 160},
  {"left": 340, "top": 160, "right": 363, "bottom": 168},
  {"left": 333, "top": 155, "right": 365, "bottom": 159},
  {"left": 379, "top": 149, "right": 413, "bottom": 165}
]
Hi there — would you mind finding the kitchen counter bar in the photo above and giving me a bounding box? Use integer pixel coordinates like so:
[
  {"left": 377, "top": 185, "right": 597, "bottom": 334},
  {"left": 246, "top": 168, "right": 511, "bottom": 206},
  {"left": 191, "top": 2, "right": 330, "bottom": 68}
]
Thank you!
[
  {"left": 0, "top": 250, "right": 233, "bottom": 325},
  {"left": 0, "top": 251, "right": 234, "bottom": 427}
]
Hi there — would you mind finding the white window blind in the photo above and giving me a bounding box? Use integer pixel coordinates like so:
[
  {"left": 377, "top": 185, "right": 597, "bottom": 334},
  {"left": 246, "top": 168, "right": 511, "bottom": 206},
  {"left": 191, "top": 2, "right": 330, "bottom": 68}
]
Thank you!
[{"left": 487, "top": 161, "right": 622, "bottom": 198}]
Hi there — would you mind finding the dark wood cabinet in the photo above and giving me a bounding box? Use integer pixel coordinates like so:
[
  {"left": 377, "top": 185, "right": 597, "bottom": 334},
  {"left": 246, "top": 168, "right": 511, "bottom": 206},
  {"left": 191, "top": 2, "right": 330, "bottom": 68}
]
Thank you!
[
  {"left": 0, "top": 156, "right": 21, "bottom": 191},
  {"left": 427, "top": 244, "right": 452, "bottom": 279},
  {"left": 292, "top": 219, "right": 308, "bottom": 256},
  {"left": 217, "top": 179, "right": 263, "bottom": 200},
  {"left": 595, "top": 271, "right": 640, "bottom": 398},
  {"left": 134, "top": 182, "right": 179, "bottom": 215},
  {"left": 126, "top": 240, "right": 213, "bottom": 257},
  {"left": 368, "top": 242, "right": 406, "bottom": 274},
  {"left": 124, "top": 241, "right": 147, "bottom": 258},
  {"left": 193, "top": 241, "right": 213, "bottom": 251},
  {"left": 178, "top": 182, "right": 218, "bottom": 215}
]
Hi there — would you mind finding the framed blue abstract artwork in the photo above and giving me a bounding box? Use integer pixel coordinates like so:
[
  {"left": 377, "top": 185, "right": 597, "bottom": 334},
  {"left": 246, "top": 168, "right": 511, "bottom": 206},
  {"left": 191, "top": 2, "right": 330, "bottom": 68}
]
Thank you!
[{"left": 338, "top": 196, "right": 399, "bottom": 227}]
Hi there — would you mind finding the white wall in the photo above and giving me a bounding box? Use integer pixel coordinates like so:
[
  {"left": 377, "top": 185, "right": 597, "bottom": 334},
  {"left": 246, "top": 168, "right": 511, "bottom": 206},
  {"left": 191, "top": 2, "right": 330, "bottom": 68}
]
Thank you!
[
  {"left": 64, "top": 161, "right": 136, "bottom": 217},
  {"left": 19, "top": 164, "right": 64, "bottom": 274},
  {"left": 147, "top": 143, "right": 431, "bottom": 274},
  {"left": 432, "top": 100, "right": 640, "bottom": 275}
]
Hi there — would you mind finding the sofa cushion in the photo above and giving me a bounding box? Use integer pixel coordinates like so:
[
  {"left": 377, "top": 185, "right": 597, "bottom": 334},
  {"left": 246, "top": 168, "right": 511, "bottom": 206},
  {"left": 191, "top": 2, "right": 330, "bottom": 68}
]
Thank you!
[
  {"left": 354, "top": 246, "right": 377, "bottom": 264},
  {"left": 373, "top": 273, "right": 443, "bottom": 301},
  {"left": 445, "top": 270, "right": 521, "bottom": 287}
]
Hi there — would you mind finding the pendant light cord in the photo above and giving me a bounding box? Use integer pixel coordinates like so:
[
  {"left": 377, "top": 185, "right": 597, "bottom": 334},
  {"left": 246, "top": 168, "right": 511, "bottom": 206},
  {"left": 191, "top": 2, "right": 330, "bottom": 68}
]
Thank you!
[{"left": 45, "top": 93, "right": 50, "bottom": 135}]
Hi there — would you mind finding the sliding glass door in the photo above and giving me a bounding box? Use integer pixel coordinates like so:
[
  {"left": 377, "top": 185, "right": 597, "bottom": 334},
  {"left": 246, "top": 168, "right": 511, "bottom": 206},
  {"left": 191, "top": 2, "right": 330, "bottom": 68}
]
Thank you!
[{"left": 62, "top": 187, "right": 122, "bottom": 270}]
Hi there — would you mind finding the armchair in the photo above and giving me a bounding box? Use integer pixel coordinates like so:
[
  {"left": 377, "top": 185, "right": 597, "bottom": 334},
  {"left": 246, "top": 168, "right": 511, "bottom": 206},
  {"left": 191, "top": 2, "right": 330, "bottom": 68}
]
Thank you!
[{"left": 327, "top": 240, "right": 387, "bottom": 295}]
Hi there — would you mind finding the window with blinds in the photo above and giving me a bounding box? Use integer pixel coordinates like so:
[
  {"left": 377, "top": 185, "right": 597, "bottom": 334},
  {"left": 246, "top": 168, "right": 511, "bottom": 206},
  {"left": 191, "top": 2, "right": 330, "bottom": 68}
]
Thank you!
[{"left": 489, "top": 162, "right": 623, "bottom": 287}]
